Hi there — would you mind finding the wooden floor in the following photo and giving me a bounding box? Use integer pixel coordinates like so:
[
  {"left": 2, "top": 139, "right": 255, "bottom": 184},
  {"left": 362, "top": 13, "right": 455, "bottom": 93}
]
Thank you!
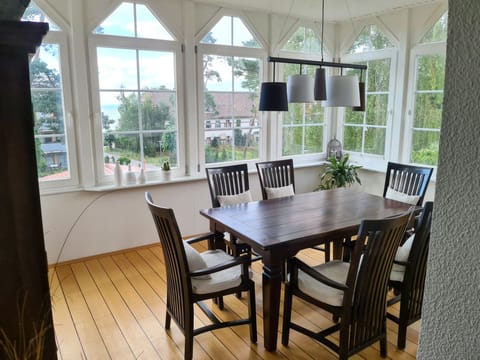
[{"left": 49, "top": 242, "right": 420, "bottom": 360}]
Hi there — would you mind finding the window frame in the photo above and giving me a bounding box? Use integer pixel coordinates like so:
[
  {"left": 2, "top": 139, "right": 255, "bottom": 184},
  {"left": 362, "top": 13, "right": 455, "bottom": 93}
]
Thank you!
[
  {"left": 31, "top": 18, "right": 79, "bottom": 193},
  {"left": 403, "top": 42, "right": 446, "bottom": 168},
  {"left": 339, "top": 47, "right": 398, "bottom": 170},
  {"left": 88, "top": 23, "right": 185, "bottom": 185}
]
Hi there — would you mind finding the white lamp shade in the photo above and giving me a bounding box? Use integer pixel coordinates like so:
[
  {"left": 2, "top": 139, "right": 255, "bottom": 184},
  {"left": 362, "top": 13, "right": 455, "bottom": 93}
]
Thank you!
[
  {"left": 323, "top": 75, "right": 360, "bottom": 107},
  {"left": 287, "top": 74, "right": 314, "bottom": 103}
]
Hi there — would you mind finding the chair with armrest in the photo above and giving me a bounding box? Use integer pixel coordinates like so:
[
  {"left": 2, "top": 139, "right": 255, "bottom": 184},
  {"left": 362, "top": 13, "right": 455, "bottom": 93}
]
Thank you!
[
  {"left": 282, "top": 211, "right": 412, "bottom": 360},
  {"left": 256, "top": 159, "right": 331, "bottom": 262},
  {"left": 387, "top": 201, "right": 434, "bottom": 349},
  {"left": 205, "top": 164, "right": 256, "bottom": 259},
  {"left": 383, "top": 162, "right": 433, "bottom": 206},
  {"left": 145, "top": 192, "right": 257, "bottom": 360}
]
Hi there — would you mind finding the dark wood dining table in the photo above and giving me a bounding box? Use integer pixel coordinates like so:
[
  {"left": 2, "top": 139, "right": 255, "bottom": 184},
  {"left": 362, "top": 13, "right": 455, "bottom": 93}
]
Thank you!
[{"left": 200, "top": 188, "right": 412, "bottom": 351}]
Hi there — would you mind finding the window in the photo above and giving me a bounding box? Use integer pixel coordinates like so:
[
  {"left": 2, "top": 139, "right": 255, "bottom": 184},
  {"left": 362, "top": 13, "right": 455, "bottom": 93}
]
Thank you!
[
  {"left": 22, "top": 2, "right": 77, "bottom": 188},
  {"left": 199, "top": 15, "right": 264, "bottom": 164},
  {"left": 342, "top": 25, "right": 396, "bottom": 160},
  {"left": 280, "top": 26, "right": 325, "bottom": 158},
  {"left": 406, "top": 13, "right": 447, "bottom": 166},
  {"left": 90, "top": 2, "right": 182, "bottom": 183}
]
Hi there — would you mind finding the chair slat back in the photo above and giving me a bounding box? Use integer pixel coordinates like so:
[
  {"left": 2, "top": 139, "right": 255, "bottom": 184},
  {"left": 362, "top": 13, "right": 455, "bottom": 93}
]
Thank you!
[
  {"left": 402, "top": 201, "right": 433, "bottom": 320},
  {"left": 206, "top": 164, "right": 249, "bottom": 208},
  {"left": 344, "top": 212, "right": 412, "bottom": 350},
  {"left": 256, "top": 159, "right": 295, "bottom": 200},
  {"left": 145, "top": 192, "right": 191, "bottom": 330},
  {"left": 383, "top": 162, "right": 433, "bottom": 206}
]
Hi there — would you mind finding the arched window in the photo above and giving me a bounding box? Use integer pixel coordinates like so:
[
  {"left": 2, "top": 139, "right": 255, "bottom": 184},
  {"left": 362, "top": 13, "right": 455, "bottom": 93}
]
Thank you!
[
  {"left": 280, "top": 25, "right": 326, "bottom": 158},
  {"left": 342, "top": 25, "right": 396, "bottom": 161},
  {"left": 198, "top": 15, "right": 265, "bottom": 165},
  {"left": 90, "top": 2, "right": 182, "bottom": 184}
]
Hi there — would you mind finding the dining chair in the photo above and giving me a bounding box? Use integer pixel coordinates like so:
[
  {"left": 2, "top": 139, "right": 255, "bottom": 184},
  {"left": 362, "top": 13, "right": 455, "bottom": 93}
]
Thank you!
[
  {"left": 145, "top": 192, "right": 257, "bottom": 360},
  {"left": 282, "top": 211, "right": 412, "bottom": 360},
  {"left": 383, "top": 162, "right": 433, "bottom": 206},
  {"left": 205, "top": 164, "right": 256, "bottom": 259},
  {"left": 388, "top": 201, "right": 433, "bottom": 349},
  {"left": 256, "top": 159, "right": 331, "bottom": 262}
]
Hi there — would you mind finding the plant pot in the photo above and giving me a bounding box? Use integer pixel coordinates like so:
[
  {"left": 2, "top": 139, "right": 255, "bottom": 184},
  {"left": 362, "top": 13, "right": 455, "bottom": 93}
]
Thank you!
[
  {"left": 0, "top": 0, "right": 30, "bottom": 21},
  {"left": 161, "top": 170, "right": 171, "bottom": 182}
]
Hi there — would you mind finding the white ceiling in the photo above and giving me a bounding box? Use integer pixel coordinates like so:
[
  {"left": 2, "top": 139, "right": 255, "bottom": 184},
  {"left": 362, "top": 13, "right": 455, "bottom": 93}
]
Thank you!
[{"left": 194, "top": 0, "right": 445, "bottom": 22}]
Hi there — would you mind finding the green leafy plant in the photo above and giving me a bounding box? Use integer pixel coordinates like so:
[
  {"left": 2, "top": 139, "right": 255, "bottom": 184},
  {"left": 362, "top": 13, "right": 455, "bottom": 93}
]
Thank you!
[
  {"left": 317, "top": 154, "right": 362, "bottom": 190},
  {"left": 161, "top": 160, "right": 170, "bottom": 171}
]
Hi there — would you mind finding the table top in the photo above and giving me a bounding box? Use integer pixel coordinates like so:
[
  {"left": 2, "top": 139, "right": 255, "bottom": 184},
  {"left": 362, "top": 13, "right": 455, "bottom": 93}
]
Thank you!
[{"left": 200, "top": 188, "right": 413, "bottom": 253}]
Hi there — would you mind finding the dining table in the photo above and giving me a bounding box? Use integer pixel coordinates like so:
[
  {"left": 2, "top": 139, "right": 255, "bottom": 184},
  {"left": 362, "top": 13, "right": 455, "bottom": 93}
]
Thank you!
[{"left": 200, "top": 188, "right": 413, "bottom": 351}]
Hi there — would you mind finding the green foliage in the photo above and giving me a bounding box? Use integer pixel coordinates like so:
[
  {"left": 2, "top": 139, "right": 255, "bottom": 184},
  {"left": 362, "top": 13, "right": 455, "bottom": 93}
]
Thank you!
[
  {"left": 317, "top": 154, "right": 362, "bottom": 190},
  {"left": 161, "top": 160, "right": 170, "bottom": 171},
  {"left": 348, "top": 24, "right": 394, "bottom": 54},
  {"left": 118, "top": 157, "right": 130, "bottom": 165}
]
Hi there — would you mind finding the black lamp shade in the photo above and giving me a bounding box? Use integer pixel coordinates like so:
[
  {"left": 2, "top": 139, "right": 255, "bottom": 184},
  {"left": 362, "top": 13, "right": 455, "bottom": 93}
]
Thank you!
[
  {"left": 314, "top": 67, "right": 327, "bottom": 101},
  {"left": 353, "top": 81, "right": 366, "bottom": 112},
  {"left": 259, "top": 82, "right": 288, "bottom": 111}
]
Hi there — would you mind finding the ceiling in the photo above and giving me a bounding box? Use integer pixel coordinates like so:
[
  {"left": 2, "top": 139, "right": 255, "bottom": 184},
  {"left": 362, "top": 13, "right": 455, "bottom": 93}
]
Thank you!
[{"left": 194, "top": 0, "right": 445, "bottom": 22}]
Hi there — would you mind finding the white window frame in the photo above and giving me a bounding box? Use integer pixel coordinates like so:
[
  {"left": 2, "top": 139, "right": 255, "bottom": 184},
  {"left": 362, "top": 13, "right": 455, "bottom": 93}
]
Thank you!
[
  {"left": 403, "top": 42, "right": 446, "bottom": 169},
  {"left": 196, "top": 11, "right": 267, "bottom": 172},
  {"left": 88, "top": 29, "right": 185, "bottom": 185},
  {"left": 34, "top": 19, "right": 79, "bottom": 193},
  {"left": 339, "top": 48, "right": 398, "bottom": 171}
]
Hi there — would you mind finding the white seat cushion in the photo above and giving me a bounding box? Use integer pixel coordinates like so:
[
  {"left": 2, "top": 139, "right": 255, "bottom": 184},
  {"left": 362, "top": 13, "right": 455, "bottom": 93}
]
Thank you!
[
  {"left": 390, "top": 234, "right": 415, "bottom": 282},
  {"left": 217, "top": 190, "right": 253, "bottom": 207},
  {"left": 386, "top": 187, "right": 420, "bottom": 205},
  {"left": 265, "top": 184, "right": 295, "bottom": 199},
  {"left": 191, "top": 250, "right": 248, "bottom": 294},
  {"left": 297, "top": 260, "right": 350, "bottom": 307}
]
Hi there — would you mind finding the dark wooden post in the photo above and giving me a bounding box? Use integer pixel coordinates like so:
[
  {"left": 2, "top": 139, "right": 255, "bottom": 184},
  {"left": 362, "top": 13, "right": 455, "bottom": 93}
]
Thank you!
[{"left": 0, "top": 21, "right": 57, "bottom": 359}]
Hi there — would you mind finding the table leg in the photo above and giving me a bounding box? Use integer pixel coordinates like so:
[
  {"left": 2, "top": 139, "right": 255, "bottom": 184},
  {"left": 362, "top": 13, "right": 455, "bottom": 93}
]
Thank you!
[{"left": 262, "top": 262, "right": 283, "bottom": 351}]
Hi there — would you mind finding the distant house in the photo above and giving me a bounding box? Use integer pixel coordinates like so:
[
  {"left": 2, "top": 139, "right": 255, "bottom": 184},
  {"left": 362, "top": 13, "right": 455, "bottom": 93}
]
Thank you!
[{"left": 40, "top": 142, "right": 67, "bottom": 169}]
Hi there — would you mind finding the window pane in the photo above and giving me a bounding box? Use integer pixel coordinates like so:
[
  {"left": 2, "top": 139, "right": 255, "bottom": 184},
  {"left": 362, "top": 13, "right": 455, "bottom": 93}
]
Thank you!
[
  {"left": 136, "top": 4, "right": 174, "bottom": 40},
  {"left": 139, "top": 51, "right": 175, "bottom": 90},
  {"left": 116, "top": 92, "right": 139, "bottom": 131},
  {"left": 97, "top": 47, "right": 137, "bottom": 89},
  {"left": 364, "top": 127, "right": 386, "bottom": 155},
  {"left": 367, "top": 58, "right": 390, "bottom": 92},
  {"left": 414, "top": 93, "right": 443, "bottom": 129},
  {"left": 201, "top": 16, "right": 260, "bottom": 48},
  {"left": 282, "top": 26, "right": 322, "bottom": 54},
  {"left": 305, "top": 126, "right": 324, "bottom": 153},
  {"left": 420, "top": 12, "right": 448, "bottom": 44},
  {"left": 104, "top": 133, "right": 140, "bottom": 167},
  {"left": 22, "top": 2, "right": 61, "bottom": 31},
  {"left": 344, "top": 109, "right": 364, "bottom": 125},
  {"left": 366, "top": 94, "right": 388, "bottom": 126},
  {"left": 143, "top": 132, "right": 177, "bottom": 168},
  {"left": 416, "top": 55, "right": 445, "bottom": 91},
  {"left": 343, "top": 126, "right": 363, "bottom": 152},
  {"left": 95, "top": 2, "right": 135, "bottom": 37},
  {"left": 411, "top": 130, "right": 440, "bottom": 165},
  {"left": 141, "top": 92, "right": 176, "bottom": 131},
  {"left": 30, "top": 43, "right": 69, "bottom": 181},
  {"left": 282, "top": 127, "right": 303, "bottom": 156},
  {"left": 347, "top": 24, "right": 394, "bottom": 54},
  {"left": 233, "top": 17, "right": 260, "bottom": 47}
]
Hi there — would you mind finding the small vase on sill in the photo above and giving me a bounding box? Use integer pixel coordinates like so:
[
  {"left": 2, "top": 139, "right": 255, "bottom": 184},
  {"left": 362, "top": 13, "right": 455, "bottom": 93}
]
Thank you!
[{"left": 161, "top": 169, "right": 171, "bottom": 182}]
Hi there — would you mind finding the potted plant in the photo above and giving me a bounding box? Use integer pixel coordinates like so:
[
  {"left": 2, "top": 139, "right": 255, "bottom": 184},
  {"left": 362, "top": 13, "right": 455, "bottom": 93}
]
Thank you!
[
  {"left": 317, "top": 154, "right": 362, "bottom": 190},
  {"left": 161, "top": 160, "right": 171, "bottom": 181}
]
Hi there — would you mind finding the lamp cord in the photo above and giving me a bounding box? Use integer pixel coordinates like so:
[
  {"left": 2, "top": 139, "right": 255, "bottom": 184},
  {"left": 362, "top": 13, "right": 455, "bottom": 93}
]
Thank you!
[{"left": 321, "top": 0, "right": 325, "bottom": 61}]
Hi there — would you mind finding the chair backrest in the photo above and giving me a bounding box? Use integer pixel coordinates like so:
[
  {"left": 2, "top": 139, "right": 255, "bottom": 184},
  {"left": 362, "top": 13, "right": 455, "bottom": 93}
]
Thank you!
[
  {"left": 401, "top": 201, "right": 434, "bottom": 320},
  {"left": 205, "top": 164, "right": 250, "bottom": 208},
  {"left": 145, "top": 192, "right": 192, "bottom": 330},
  {"left": 343, "top": 211, "right": 412, "bottom": 348},
  {"left": 256, "top": 159, "right": 295, "bottom": 200},
  {"left": 383, "top": 162, "right": 433, "bottom": 206}
]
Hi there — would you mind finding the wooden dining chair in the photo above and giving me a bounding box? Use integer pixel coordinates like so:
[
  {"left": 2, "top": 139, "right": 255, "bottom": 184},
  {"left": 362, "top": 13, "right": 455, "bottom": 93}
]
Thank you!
[
  {"left": 145, "top": 192, "right": 257, "bottom": 360},
  {"left": 383, "top": 162, "right": 433, "bottom": 206},
  {"left": 205, "top": 164, "right": 255, "bottom": 259},
  {"left": 282, "top": 211, "right": 412, "bottom": 360},
  {"left": 388, "top": 201, "right": 433, "bottom": 349},
  {"left": 256, "top": 159, "right": 331, "bottom": 262}
]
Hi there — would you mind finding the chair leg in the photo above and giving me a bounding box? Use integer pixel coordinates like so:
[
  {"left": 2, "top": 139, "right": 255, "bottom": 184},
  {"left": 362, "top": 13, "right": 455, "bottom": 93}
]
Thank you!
[
  {"left": 165, "top": 312, "right": 171, "bottom": 329},
  {"left": 281, "top": 284, "right": 293, "bottom": 346},
  {"left": 324, "top": 241, "right": 331, "bottom": 262},
  {"left": 248, "top": 283, "right": 257, "bottom": 343},
  {"left": 397, "top": 323, "right": 407, "bottom": 349},
  {"left": 184, "top": 333, "right": 193, "bottom": 360},
  {"left": 380, "top": 334, "right": 387, "bottom": 357}
]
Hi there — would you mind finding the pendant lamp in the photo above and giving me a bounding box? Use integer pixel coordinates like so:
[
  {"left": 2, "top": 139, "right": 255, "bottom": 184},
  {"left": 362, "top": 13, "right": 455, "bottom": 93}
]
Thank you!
[
  {"left": 314, "top": 0, "right": 327, "bottom": 101},
  {"left": 259, "top": 61, "right": 288, "bottom": 111},
  {"left": 353, "top": 70, "right": 366, "bottom": 111},
  {"left": 323, "top": 75, "right": 360, "bottom": 107},
  {"left": 287, "top": 65, "right": 314, "bottom": 103}
]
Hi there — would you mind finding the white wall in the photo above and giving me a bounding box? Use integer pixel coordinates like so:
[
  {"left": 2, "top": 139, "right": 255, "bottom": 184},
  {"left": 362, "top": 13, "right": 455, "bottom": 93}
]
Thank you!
[{"left": 417, "top": 0, "right": 480, "bottom": 357}]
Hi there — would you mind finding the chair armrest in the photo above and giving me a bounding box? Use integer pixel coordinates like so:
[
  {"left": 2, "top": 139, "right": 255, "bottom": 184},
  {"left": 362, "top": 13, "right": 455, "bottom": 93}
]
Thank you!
[
  {"left": 184, "top": 232, "right": 215, "bottom": 244},
  {"left": 290, "top": 258, "right": 348, "bottom": 291},
  {"left": 190, "top": 255, "right": 249, "bottom": 277}
]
